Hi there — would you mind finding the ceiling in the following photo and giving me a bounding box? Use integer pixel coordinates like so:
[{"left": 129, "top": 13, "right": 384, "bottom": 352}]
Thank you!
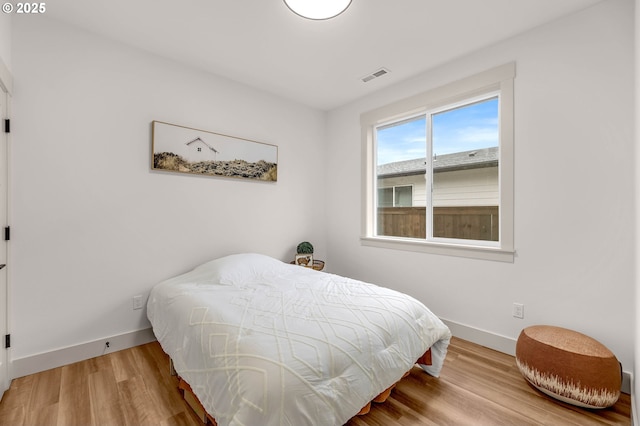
[{"left": 45, "top": 0, "right": 603, "bottom": 111}]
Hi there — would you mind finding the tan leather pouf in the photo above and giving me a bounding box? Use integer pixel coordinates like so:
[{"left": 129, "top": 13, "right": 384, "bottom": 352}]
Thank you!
[{"left": 515, "top": 325, "right": 621, "bottom": 408}]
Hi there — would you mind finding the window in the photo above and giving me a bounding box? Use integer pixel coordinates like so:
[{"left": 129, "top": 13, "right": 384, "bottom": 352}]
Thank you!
[
  {"left": 361, "top": 63, "right": 515, "bottom": 262},
  {"left": 377, "top": 185, "right": 413, "bottom": 207}
]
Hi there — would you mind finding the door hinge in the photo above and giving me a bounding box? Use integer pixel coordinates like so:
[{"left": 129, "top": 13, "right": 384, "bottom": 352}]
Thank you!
[
  {"left": 4, "top": 226, "right": 9, "bottom": 241},
  {"left": 3, "top": 119, "right": 9, "bottom": 133},
  {"left": 4, "top": 334, "right": 9, "bottom": 349}
]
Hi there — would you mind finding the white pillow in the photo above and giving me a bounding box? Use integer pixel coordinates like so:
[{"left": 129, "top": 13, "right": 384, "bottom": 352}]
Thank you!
[{"left": 192, "top": 253, "right": 284, "bottom": 285}]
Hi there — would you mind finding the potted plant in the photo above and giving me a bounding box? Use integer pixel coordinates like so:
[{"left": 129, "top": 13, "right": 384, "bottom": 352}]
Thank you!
[{"left": 295, "top": 241, "right": 314, "bottom": 267}]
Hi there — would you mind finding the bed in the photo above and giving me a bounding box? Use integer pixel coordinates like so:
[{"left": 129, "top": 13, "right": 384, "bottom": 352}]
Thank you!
[{"left": 147, "top": 253, "right": 451, "bottom": 425}]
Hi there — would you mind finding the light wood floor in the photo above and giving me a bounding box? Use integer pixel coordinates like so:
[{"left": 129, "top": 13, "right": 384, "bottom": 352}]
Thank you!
[{"left": 0, "top": 337, "right": 631, "bottom": 425}]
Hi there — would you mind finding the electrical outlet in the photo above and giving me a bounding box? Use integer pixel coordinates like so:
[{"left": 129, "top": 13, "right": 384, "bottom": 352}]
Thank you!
[
  {"left": 133, "top": 295, "right": 144, "bottom": 310},
  {"left": 513, "top": 303, "right": 524, "bottom": 319}
]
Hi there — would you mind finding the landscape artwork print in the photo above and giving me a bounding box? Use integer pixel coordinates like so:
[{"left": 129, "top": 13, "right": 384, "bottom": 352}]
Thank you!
[{"left": 152, "top": 121, "right": 278, "bottom": 182}]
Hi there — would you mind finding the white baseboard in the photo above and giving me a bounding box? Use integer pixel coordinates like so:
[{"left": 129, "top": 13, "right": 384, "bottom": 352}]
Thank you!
[
  {"left": 442, "top": 318, "right": 517, "bottom": 356},
  {"left": 10, "top": 328, "right": 157, "bottom": 379},
  {"left": 442, "top": 318, "right": 632, "bottom": 395}
]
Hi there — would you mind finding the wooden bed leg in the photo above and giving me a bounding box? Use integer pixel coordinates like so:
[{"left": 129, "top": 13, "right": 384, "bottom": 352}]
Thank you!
[
  {"left": 356, "top": 367, "right": 417, "bottom": 417},
  {"left": 358, "top": 402, "right": 371, "bottom": 415},
  {"left": 372, "top": 385, "right": 395, "bottom": 403}
]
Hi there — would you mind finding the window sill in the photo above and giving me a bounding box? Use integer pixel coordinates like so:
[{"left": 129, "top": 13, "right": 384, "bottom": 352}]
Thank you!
[{"left": 360, "top": 236, "right": 515, "bottom": 263}]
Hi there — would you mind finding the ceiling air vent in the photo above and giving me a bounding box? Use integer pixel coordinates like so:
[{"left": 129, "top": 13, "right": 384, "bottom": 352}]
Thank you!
[{"left": 361, "top": 68, "right": 390, "bottom": 83}]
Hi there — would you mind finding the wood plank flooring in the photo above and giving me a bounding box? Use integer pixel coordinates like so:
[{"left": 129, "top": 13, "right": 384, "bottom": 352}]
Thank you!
[{"left": 0, "top": 337, "right": 631, "bottom": 425}]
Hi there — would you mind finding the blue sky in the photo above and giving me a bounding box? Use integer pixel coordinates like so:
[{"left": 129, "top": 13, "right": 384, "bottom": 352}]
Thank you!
[{"left": 376, "top": 97, "right": 499, "bottom": 165}]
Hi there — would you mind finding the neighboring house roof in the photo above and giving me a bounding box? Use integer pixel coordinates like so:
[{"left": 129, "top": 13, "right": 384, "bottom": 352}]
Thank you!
[
  {"left": 186, "top": 137, "right": 219, "bottom": 154},
  {"left": 377, "top": 147, "right": 498, "bottom": 178}
]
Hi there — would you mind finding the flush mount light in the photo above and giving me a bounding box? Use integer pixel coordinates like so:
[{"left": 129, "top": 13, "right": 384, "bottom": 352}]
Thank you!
[{"left": 283, "top": 0, "right": 352, "bottom": 20}]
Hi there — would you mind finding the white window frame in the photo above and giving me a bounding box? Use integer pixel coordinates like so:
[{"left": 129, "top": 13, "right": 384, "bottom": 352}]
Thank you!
[{"left": 361, "top": 63, "right": 515, "bottom": 262}]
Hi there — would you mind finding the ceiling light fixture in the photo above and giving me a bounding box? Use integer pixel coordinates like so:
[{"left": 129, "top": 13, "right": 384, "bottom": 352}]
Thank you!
[{"left": 283, "top": 0, "right": 352, "bottom": 20}]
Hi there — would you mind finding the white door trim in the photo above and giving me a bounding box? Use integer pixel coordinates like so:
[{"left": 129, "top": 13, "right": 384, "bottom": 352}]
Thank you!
[{"left": 0, "top": 55, "right": 11, "bottom": 400}]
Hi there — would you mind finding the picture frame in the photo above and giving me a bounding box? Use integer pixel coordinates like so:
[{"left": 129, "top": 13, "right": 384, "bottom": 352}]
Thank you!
[
  {"left": 295, "top": 254, "right": 313, "bottom": 267},
  {"left": 152, "top": 120, "right": 278, "bottom": 181}
]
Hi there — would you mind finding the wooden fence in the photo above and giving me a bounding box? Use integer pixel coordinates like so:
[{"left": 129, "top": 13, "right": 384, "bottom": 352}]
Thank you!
[{"left": 377, "top": 206, "right": 499, "bottom": 241}]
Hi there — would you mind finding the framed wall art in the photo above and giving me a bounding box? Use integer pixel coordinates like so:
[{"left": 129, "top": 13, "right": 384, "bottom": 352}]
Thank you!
[{"left": 152, "top": 121, "right": 278, "bottom": 182}]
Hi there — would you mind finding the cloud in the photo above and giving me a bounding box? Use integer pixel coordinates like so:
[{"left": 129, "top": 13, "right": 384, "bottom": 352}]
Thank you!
[{"left": 433, "top": 125, "right": 498, "bottom": 154}]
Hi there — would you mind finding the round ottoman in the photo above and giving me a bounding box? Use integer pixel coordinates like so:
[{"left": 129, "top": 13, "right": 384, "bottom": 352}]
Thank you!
[{"left": 515, "top": 325, "right": 621, "bottom": 409}]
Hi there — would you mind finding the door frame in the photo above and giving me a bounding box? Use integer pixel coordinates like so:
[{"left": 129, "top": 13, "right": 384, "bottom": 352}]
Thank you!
[{"left": 0, "top": 55, "right": 12, "bottom": 400}]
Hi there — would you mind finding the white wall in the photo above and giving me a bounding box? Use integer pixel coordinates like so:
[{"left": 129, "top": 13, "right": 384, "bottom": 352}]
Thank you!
[
  {"left": 10, "top": 16, "right": 327, "bottom": 361},
  {"left": 0, "top": 10, "right": 10, "bottom": 72},
  {"left": 0, "top": 6, "right": 11, "bottom": 97},
  {"left": 326, "top": 0, "right": 635, "bottom": 375}
]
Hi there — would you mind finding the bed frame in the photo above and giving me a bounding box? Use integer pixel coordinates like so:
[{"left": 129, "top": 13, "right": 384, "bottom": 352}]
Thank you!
[{"left": 171, "top": 348, "right": 432, "bottom": 424}]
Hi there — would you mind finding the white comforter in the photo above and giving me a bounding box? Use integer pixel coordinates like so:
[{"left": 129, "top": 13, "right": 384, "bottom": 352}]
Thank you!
[{"left": 147, "top": 253, "right": 451, "bottom": 426}]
